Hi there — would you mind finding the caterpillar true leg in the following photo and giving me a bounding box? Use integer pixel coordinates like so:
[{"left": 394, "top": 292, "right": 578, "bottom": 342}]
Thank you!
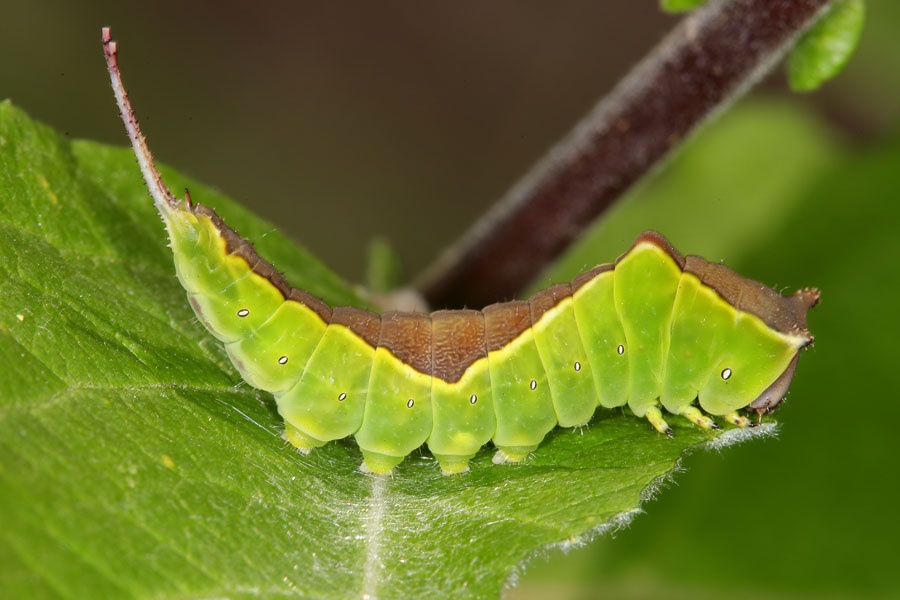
[
  {"left": 645, "top": 406, "right": 674, "bottom": 438},
  {"left": 679, "top": 406, "right": 721, "bottom": 430},
  {"left": 723, "top": 412, "right": 756, "bottom": 428}
]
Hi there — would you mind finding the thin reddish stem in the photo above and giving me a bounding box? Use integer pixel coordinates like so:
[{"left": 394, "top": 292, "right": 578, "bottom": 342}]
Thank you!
[{"left": 102, "top": 27, "right": 178, "bottom": 212}]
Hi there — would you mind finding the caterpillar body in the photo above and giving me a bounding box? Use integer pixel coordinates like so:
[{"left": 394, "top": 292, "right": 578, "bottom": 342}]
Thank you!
[{"left": 103, "top": 29, "right": 819, "bottom": 475}]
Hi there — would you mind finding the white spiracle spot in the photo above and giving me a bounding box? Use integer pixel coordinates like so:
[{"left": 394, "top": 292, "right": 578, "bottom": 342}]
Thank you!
[
  {"left": 407, "top": 398, "right": 415, "bottom": 408},
  {"left": 237, "top": 308, "right": 250, "bottom": 318},
  {"left": 721, "top": 367, "right": 733, "bottom": 380},
  {"left": 278, "top": 355, "right": 289, "bottom": 365}
]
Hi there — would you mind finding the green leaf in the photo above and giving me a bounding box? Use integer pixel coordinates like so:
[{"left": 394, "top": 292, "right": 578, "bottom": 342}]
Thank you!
[
  {"left": 0, "top": 101, "right": 772, "bottom": 599},
  {"left": 659, "top": 0, "right": 708, "bottom": 14},
  {"left": 366, "top": 236, "right": 405, "bottom": 295},
  {"left": 788, "top": 0, "right": 866, "bottom": 92}
]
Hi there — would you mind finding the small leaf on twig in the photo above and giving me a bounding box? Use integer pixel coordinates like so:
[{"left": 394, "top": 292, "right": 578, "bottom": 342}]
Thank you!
[
  {"left": 789, "top": 0, "right": 865, "bottom": 92},
  {"left": 660, "top": 0, "right": 709, "bottom": 14}
]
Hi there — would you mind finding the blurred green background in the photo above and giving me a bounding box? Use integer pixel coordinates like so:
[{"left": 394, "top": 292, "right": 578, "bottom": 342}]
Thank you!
[{"left": 3, "top": 2, "right": 899, "bottom": 599}]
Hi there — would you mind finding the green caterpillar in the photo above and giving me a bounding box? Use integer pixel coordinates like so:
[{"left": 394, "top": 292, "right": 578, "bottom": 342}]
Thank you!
[{"left": 103, "top": 29, "right": 819, "bottom": 475}]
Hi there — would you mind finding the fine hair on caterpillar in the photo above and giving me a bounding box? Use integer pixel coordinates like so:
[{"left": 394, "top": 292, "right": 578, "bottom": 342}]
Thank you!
[{"left": 102, "top": 27, "right": 819, "bottom": 475}]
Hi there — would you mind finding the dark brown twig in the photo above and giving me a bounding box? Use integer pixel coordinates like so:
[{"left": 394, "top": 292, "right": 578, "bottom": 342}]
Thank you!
[{"left": 416, "top": 0, "right": 833, "bottom": 310}]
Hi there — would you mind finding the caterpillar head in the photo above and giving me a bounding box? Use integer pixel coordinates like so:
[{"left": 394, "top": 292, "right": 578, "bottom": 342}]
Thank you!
[
  {"left": 747, "top": 287, "right": 821, "bottom": 416},
  {"left": 690, "top": 255, "right": 821, "bottom": 419}
]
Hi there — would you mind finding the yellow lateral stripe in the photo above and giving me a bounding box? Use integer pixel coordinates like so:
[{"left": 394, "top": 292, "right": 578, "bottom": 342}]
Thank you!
[{"left": 431, "top": 357, "right": 491, "bottom": 395}]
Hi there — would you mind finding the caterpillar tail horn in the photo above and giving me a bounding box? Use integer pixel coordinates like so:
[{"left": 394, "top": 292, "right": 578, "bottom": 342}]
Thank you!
[{"left": 102, "top": 27, "right": 180, "bottom": 216}]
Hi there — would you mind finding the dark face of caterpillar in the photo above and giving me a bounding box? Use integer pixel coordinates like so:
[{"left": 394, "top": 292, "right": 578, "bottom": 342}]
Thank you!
[
  {"left": 748, "top": 353, "right": 799, "bottom": 415},
  {"left": 747, "top": 288, "right": 820, "bottom": 416}
]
